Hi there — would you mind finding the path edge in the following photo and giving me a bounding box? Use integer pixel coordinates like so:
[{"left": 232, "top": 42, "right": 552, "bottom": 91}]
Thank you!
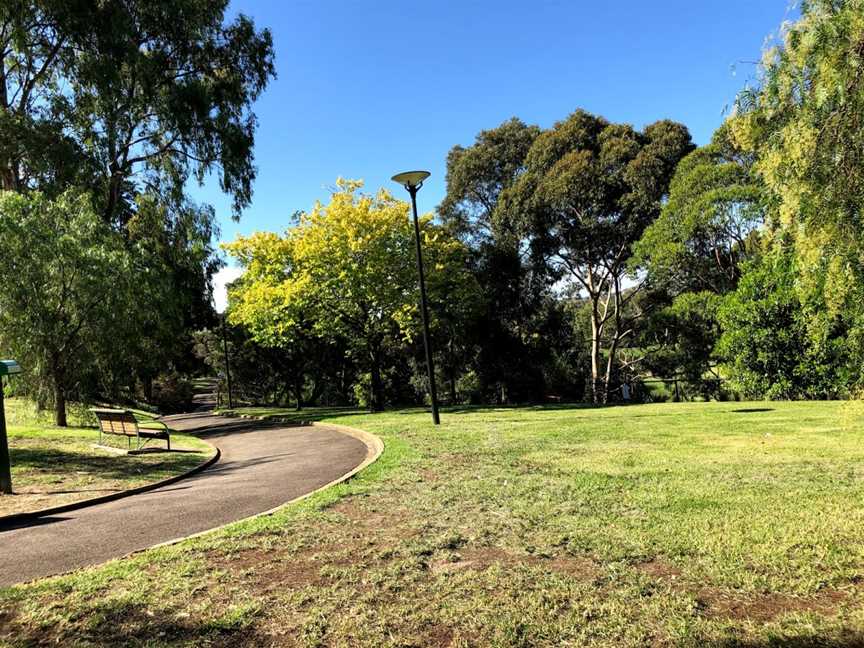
[
  {"left": 0, "top": 443, "right": 221, "bottom": 529},
  {"left": 147, "top": 419, "right": 384, "bottom": 551}
]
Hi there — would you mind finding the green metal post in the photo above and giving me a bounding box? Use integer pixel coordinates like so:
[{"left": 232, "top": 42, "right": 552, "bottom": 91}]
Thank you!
[{"left": 0, "top": 378, "right": 11, "bottom": 494}]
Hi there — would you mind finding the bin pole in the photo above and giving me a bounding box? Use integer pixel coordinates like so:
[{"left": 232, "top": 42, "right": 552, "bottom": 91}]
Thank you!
[{"left": 0, "top": 378, "right": 12, "bottom": 494}]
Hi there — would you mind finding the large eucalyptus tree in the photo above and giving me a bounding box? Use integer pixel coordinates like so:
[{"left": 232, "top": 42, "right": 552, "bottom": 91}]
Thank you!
[{"left": 503, "top": 110, "right": 693, "bottom": 402}]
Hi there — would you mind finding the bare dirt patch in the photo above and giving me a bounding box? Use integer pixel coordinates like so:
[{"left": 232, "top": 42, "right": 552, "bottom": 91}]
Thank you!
[
  {"left": 329, "top": 499, "right": 419, "bottom": 542},
  {"left": 431, "top": 546, "right": 598, "bottom": 580},
  {"left": 635, "top": 558, "right": 682, "bottom": 580},
  {"left": 421, "top": 623, "right": 455, "bottom": 647},
  {"left": 634, "top": 557, "right": 858, "bottom": 623},
  {"left": 208, "top": 546, "right": 338, "bottom": 592},
  {"left": 696, "top": 586, "right": 854, "bottom": 623}
]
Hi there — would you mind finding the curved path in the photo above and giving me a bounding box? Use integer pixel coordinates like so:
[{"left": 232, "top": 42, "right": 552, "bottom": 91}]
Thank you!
[{"left": 0, "top": 413, "right": 369, "bottom": 587}]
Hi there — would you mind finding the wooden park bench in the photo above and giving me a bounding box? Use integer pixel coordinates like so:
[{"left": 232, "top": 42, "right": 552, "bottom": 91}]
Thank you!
[{"left": 90, "top": 408, "right": 171, "bottom": 451}]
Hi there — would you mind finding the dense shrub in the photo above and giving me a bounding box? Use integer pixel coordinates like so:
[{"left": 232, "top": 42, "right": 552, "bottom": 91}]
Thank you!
[{"left": 151, "top": 371, "right": 195, "bottom": 414}]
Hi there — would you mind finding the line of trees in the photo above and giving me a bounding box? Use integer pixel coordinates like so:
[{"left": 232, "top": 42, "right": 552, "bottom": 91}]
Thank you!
[
  {"left": 226, "top": 1, "right": 864, "bottom": 409},
  {"left": 0, "top": 1, "right": 275, "bottom": 424},
  {"left": 5, "top": 0, "right": 864, "bottom": 420}
]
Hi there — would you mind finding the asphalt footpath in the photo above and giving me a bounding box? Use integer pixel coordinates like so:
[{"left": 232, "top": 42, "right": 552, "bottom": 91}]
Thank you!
[{"left": 0, "top": 413, "right": 368, "bottom": 586}]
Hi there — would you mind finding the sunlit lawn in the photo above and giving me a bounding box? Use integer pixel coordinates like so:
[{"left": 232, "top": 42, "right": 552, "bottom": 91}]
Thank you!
[
  {"left": 0, "top": 399, "right": 213, "bottom": 516},
  {"left": 2, "top": 401, "right": 864, "bottom": 646}
]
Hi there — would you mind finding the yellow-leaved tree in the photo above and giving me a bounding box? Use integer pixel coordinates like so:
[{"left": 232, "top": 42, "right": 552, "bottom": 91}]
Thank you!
[{"left": 224, "top": 179, "right": 471, "bottom": 410}]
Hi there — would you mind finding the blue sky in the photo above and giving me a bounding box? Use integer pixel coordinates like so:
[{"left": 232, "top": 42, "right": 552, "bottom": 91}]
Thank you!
[{"left": 199, "top": 0, "right": 795, "bottom": 287}]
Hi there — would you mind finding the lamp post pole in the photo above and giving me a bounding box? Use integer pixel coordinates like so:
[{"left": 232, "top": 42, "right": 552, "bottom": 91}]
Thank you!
[
  {"left": 393, "top": 171, "right": 440, "bottom": 425},
  {"left": 221, "top": 313, "right": 234, "bottom": 410}
]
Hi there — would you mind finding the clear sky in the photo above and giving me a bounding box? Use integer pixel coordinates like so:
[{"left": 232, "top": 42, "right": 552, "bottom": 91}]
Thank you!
[{"left": 198, "top": 0, "right": 796, "bottom": 288}]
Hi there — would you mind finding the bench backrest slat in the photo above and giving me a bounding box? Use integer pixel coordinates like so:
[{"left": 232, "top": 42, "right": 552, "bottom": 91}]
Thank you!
[{"left": 91, "top": 409, "right": 139, "bottom": 437}]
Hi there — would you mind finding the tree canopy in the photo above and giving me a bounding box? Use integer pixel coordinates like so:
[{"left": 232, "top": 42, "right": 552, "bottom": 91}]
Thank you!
[
  {"left": 225, "top": 180, "right": 472, "bottom": 411},
  {"left": 635, "top": 123, "right": 764, "bottom": 294},
  {"left": 0, "top": 191, "right": 141, "bottom": 424},
  {"left": 0, "top": 1, "right": 275, "bottom": 223},
  {"left": 502, "top": 110, "right": 693, "bottom": 401},
  {"left": 0, "top": 1, "right": 276, "bottom": 421}
]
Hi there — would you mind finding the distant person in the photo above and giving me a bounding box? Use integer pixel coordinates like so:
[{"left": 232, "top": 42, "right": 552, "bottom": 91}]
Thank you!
[{"left": 621, "top": 382, "right": 631, "bottom": 402}]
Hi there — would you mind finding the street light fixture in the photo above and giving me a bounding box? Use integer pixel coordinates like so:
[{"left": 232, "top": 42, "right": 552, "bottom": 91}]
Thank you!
[
  {"left": 212, "top": 282, "right": 234, "bottom": 411},
  {"left": 392, "top": 170, "right": 440, "bottom": 425},
  {"left": 220, "top": 313, "right": 234, "bottom": 410}
]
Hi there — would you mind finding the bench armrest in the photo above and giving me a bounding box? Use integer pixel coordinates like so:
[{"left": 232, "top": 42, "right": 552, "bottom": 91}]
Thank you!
[{"left": 137, "top": 420, "right": 170, "bottom": 433}]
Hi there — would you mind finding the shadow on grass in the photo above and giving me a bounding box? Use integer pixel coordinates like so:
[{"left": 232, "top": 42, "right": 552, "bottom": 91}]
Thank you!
[
  {"left": 705, "top": 634, "right": 864, "bottom": 647},
  {"left": 129, "top": 447, "right": 200, "bottom": 455},
  {"left": 9, "top": 608, "right": 862, "bottom": 648},
  {"left": 217, "top": 402, "right": 605, "bottom": 422},
  {"left": 2, "top": 604, "right": 263, "bottom": 647},
  {"left": 208, "top": 400, "right": 786, "bottom": 428},
  {"left": 196, "top": 406, "right": 369, "bottom": 428},
  {"left": 10, "top": 446, "right": 204, "bottom": 485}
]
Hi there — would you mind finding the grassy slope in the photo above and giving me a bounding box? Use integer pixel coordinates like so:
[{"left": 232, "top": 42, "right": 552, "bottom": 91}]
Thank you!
[
  {"left": 2, "top": 401, "right": 864, "bottom": 646},
  {"left": 0, "top": 399, "right": 213, "bottom": 516}
]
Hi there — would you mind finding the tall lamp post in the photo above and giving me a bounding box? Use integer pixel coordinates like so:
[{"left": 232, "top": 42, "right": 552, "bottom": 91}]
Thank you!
[
  {"left": 212, "top": 284, "right": 234, "bottom": 411},
  {"left": 220, "top": 313, "right": 234, "bottom": 410},
  {"left": 392, "top": 170, "right": 440, "bottom": 425}
]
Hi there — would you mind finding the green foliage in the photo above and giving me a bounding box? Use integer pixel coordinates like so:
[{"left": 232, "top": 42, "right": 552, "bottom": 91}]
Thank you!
[
  {"left": 636, "top": 123, "right": 764, "bottom": 294},
  {"left": 439, "top": 117, "right": 565, "bottom": 404},
  {"left": 716, "top": 245, "right": 850, "bottom": 399},
  {"left": 0, "top": 1, "right": 275, "bottom": 221},
  {"left": 439, "top": 117, "right": 541, "bottom": 243},
  {"left": 0, "top": 1, "right": 276, "bottom": 412},
  {"left": 454, "top": 369, "right": 483, "bottom": 404},
  {"left": 641, "top": 291, "right": 724, "bottom": 393},
  {"left": 193, "top": 325, "right": 350, "bottom": 409},
  {"left": 635, "top": 3, "right": 864, "bottom": 400},
  {"left": 504, "top": 110, "right": 693, "bottom": 401},
  {"left": 702, "top": 0, "right": 864, "bottom": 399},
  {"left": 150, "top": 371, "right": 195, "bottom": 414},
  {"left": 225, "top": 180, "right": 474, "bottom": 410},
  {"left": 0, "top": 190, "right": 142, "bottom": 424}
]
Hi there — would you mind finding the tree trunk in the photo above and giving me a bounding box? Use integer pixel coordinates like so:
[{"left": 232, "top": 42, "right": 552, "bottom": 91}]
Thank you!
[
  {"left": 294, "top": 376, "right": 303, "bottom": 411},
  {"left": 105, "top": 173, "right": 121, "bottom": 224},
  {"left": 0, "top": 59, "right": 17, "bottom": 192},
  {"left": 54, "top": 388, "right": 67, "bottom": 427},
  {"left": 143, "top": 375, "right": 153, "bottom": 402},
  {"left": 602, "top": 284, "right": 620, "bottom": 405},
  {"left": 603, "top": 338, "right": 620, "bottom": 405},
  {"left": 50, "top": 354, "right": 68, "bottom": 427},
  {"left": 369, "top": 349, "right": 383, "bottom": 412},
  {"left": 590, "top": 303, "right": 602, "bottom": 404}
]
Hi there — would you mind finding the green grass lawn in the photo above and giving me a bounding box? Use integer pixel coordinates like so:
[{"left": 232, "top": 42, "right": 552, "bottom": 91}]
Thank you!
[
  {"left": 2, "top": 401, "right": 864, "bottom": 646},
  {"left": 0, "top": 399, "right": 214, "bottom": 516}
]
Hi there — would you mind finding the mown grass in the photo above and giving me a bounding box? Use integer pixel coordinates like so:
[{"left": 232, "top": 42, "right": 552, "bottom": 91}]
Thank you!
[
  {"left": 2, "top": 401, "right": 864, "bottom": 646},
  {"left": 0, "top": 398, "right": 214, "bottom": 516}
]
